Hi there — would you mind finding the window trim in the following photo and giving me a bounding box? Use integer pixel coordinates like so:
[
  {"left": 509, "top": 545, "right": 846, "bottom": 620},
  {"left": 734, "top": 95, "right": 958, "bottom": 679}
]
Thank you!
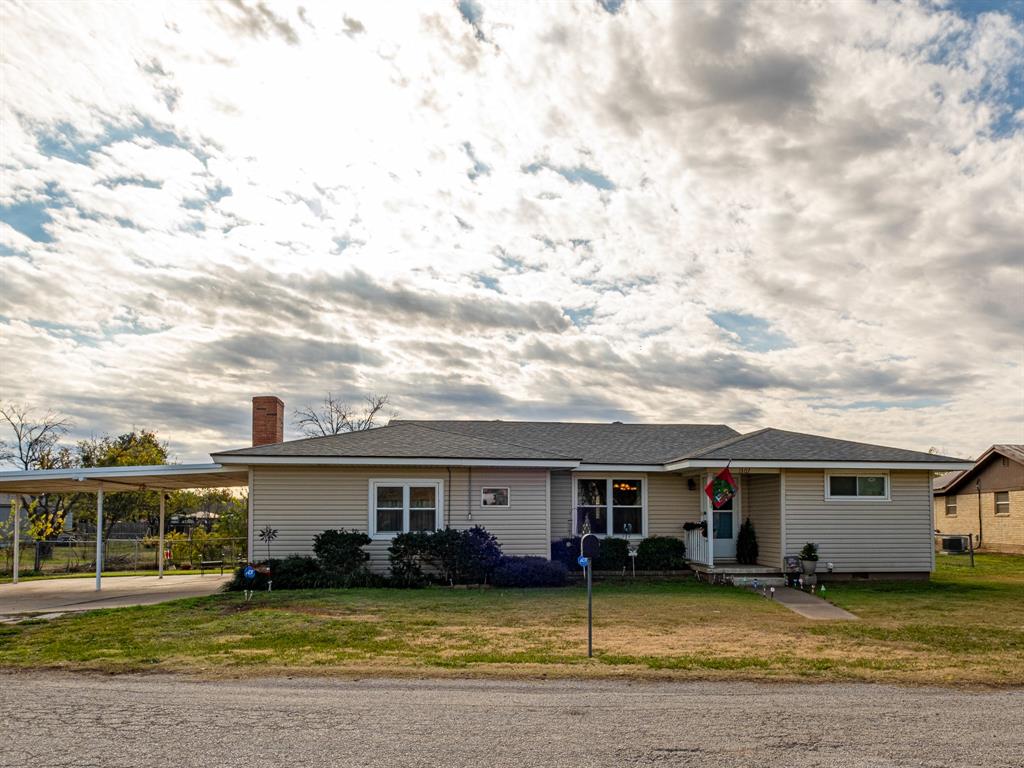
[
  {"left": 994, "top": 491, "right": 1010, "bottom": 516},
  {"left": 480, "top": 487, "right": 510, "bottom": 508},
  {"left": 824, "top": 471, "right": 890, "bottom": 502},
  {"left": 368, "top": 479, "right": 444, "bottom": 539},
  {"left": 944, "top": 495, "right": 957, "bottom": 517},
  {"left": 572, "top": 473, "right": 648, "bottom": 538}
]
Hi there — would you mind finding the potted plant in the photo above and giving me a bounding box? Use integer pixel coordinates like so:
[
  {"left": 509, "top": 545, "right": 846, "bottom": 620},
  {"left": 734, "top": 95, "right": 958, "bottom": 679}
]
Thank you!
[{"left": 799, "top": 542, "right": 819, "bottom": 574}]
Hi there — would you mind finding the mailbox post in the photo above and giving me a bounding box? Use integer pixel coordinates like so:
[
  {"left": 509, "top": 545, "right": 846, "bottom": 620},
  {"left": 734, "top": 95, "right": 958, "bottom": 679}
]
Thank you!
[{"left": 580, "top": 533, "right": 600, "bottom": 658}]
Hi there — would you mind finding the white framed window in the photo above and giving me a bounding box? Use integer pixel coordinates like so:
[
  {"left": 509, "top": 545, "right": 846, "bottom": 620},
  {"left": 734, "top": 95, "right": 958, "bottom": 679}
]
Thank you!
[
  {"left": 825, "top": 472, "right": 890, "bottom": 501},
  {"left": 573, "top": 476, "right": 646, "bottom": 537},
  {"left": 995, "top": 491, "right": 1010, "bottom": 516},
  {"left": 944, "top": 495, "right": 957, "bottom": 517},
  {"left": 368, "top": 479, "right": 443, "bottom": 537},
  {"left": 481, "top": 487, "right": 509, "bottom": 507}
]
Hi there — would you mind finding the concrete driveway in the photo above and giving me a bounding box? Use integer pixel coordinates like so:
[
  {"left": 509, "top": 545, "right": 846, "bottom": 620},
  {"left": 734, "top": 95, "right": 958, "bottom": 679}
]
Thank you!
[{"left": 0, "top": 574, "right": 231, "bottom": 617}]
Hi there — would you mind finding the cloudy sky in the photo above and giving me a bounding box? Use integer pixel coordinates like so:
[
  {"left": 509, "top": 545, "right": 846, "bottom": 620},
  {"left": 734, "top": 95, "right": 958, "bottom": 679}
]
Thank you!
[{"left": 1, "top": 0, "right": 1022, "bottom": 462}]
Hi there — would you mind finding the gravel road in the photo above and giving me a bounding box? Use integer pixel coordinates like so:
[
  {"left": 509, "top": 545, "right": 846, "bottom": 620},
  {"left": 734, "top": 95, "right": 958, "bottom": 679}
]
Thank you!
[{"left": 1, "top": 673, "right": 1020, "bottom": 767}]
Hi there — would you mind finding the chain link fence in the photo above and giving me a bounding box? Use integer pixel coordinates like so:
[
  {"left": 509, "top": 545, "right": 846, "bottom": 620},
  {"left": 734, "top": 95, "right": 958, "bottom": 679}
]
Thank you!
[{"left": 1, "top": 536, "right": 247, "bottom": 577}]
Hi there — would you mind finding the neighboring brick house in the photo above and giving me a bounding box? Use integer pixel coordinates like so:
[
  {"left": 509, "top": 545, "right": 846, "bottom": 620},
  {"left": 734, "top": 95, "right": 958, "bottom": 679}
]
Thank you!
[{"left": 933, "top": 445, "right": 1024, "bottom": 554}]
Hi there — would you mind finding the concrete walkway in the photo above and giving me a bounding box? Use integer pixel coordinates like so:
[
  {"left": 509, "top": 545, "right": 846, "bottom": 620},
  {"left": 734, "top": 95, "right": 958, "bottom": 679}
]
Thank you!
[
  {"left": 770, "top": 586, "right": 858, "bottom": 620},
  {"left": 0, "top": 574, "right": 231, "bottom": 618}
]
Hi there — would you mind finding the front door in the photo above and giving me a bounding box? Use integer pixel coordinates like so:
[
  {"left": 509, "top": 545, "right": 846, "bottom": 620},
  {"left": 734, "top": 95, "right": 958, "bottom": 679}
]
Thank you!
[
  {"left": 713, "top": 503, "right": 737, "bottom": 559},
  {"left": 704, "top": 472, "right": 739, "bottom": 561}
]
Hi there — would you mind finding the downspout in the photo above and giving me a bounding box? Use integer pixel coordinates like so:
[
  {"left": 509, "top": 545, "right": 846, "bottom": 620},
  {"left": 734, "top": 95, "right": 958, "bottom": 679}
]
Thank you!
[
  {"left": 975, "top": 479, "right": 983, "bottom": 549},
  {"left": 446, "top": 467, "right": 452, "bottom": 527},
  {"left": 467, "top": 466, "right": 473, "bottom": 523}
]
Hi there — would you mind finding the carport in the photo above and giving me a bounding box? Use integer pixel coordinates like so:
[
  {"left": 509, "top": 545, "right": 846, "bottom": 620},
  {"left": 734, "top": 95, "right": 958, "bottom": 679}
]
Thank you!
[{"left": 0, "top": 464, "right": 248, "bottom": 589}]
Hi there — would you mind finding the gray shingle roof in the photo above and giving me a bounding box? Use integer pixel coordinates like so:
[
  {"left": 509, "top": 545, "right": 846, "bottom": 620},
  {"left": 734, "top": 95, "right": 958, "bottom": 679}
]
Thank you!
[
  {"left": 213, "top": 422, "right": 577, "bottom": 460},
  {"left": 213, "top": 420, "right": 969, "bottom": 466},
  {"left": 392, "top": 421, "right": 740, "bottom": 465},
  {"left": 685, "top": 428, "right": 967, "bottom": 464}
]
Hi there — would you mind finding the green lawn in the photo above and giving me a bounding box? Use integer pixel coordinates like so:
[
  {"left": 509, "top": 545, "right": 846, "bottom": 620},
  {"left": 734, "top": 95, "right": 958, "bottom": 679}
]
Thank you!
[{"left": 1, "top": 554, "right": 1021, "bottom": 685}]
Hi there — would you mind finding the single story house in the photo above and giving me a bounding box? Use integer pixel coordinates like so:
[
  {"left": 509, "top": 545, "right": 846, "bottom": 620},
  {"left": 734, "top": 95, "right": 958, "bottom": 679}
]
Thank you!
[
  {"left": 0, "top": 396, "right": 973, "bottom": 584},
  {"left": 206, "top": 397, "right": 969, "bottom": 579},
  {"left": 933, "top": 444, "right": 1024, "bottom": 554}
]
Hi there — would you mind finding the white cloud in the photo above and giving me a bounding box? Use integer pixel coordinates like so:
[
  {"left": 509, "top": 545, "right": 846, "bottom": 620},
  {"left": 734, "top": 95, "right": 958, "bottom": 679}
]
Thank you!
[{"left": 0, "top": 0, "right": 1021, "bottom": 461}]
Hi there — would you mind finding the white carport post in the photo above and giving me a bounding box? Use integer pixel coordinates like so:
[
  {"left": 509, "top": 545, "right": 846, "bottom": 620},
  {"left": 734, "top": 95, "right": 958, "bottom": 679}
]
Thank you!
[
  {"left": 95, "top": 484, "right": 104, "bottom": 591},
  {"left": 12, "top": 498, "right": 19, "bottom": 584},
  {"left": 158, "top": 490, "right": 165, "bottom": 579}
]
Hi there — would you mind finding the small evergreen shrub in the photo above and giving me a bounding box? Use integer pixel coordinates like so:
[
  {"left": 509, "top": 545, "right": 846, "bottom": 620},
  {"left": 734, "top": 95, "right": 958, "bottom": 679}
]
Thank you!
[
  {"left": 736, "top": 518, "right": 759, "bottom": 565},
  {"left": 593, "top": 536, "right": 630, "bottom": 570},
  {"left": 452, "top": 526, "right": 503, "bottom": 584},
  {"left": 313, "top": 529, "right": 371, "bottom": 575},
  {"left": 492, "top": 556, "right": 568, "bottom": 588},
  {"left": 224, "top": 556, "right": 320, "bottom": 591},
  {"left": 551, "top": 536, "right": 633, "bottom": 571},
  {"left": 551, "top": 537, "right": 582, "bottom": 569},
  {"left": 799, "top": 542, "right": 819, "bottom": 561},
  {"left": 387, "top": 526, "right": 503, "bottom": 586},
  {"left": 635, "top": 536, "right": 687, "bottom": 570},
  {"left": 388, "top": 531, "right": 433, "bottom": 587}
]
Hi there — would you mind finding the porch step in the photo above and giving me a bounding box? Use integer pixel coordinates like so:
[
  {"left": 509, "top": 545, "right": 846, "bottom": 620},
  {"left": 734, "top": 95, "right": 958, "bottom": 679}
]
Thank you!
[{"left": 688, "top": 562, "right": 780, "bottom": 576}]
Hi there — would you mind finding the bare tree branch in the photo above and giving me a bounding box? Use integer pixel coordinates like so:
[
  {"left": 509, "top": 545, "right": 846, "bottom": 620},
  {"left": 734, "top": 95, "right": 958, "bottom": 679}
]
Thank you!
[
  {"left": 0, "top": 404, "right": 72, "bottom": 470},
  {"left": 293, "top": 392, "right": 395, "bottom": 437},
  {"left": 0, "top": 403, "right": 78, "bottom": 537}
]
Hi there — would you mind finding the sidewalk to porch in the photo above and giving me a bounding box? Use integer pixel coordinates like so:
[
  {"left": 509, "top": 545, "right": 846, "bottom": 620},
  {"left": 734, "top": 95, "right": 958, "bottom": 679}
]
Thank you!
[{"left": 770, "top": 587, "right": 858, "bottom": 620}]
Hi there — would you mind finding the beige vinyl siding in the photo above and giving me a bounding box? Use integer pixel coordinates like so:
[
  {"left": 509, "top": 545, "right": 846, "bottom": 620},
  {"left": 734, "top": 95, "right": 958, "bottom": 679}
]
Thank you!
[
  {"left": 741, "top": 474, "right": 782, "bottom": 568},
  {"left": 549, "top": 470, "right": 573, "bottom": 539},
  {"left": 783, "top": 469, "right": 933, "bottom": 573},
  {"left": 251, "top": 466, "right": 550, "bottom": 570},
  {"left": 648, "top": 473, "right": 700, "bottom": 536},
  {"left": 463, "top": 468, "right": 551, "bottom": 557}
]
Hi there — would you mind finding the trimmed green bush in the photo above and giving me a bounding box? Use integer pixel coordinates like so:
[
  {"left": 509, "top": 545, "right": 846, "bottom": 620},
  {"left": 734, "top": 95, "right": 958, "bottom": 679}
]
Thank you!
[
  {"left": 225, "top": 556, "right": 385, "bottom": 591},
  {"left": 552, "top": 536, "right": 633, "bottom": 571},
  {"left": 593, "top": 536, "right": 630, "bottom": 570},
  {"left": 387, "top": 526, "right": 503, "bottom": 585},
  {"left": 635, "top": 536, "right": 687, "bottom": 570},
  {"left": 313, "top": 529, "right": 372, "bottom": 575},
  {"left": 388, "top": 531, "right": 433, "bottom": 587},
  {"left": 492, "top": 556, "right": 568, "bottom": 588},
  {"left": 551, "top": 537, "right": 582, "bottom": 569}
]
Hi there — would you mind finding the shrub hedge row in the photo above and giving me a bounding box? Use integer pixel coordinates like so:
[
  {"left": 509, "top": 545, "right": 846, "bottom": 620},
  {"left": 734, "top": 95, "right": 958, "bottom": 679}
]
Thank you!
[
  {"left": 227, "top": 528, "right": 687, "bottom": 592},
  {"left": 550, "top": 535, "right": 687, "bottom": 571}
]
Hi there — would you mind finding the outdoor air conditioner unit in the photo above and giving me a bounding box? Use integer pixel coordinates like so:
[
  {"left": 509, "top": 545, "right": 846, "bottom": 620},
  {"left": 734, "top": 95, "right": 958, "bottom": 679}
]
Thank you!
[{"left": 940, "top": 536, "right": 968, "bottom": 553}]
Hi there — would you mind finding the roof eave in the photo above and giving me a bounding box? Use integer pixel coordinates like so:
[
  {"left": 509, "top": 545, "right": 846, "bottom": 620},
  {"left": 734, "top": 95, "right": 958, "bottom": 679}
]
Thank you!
[{"left": 664, "top": 459, "right": 975, "bottom": 471}]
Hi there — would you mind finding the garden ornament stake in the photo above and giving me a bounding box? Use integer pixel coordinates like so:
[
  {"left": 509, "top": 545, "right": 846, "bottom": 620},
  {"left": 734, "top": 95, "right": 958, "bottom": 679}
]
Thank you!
[{"left": 258, "top": 525, "right": 278, "bottom": 563}]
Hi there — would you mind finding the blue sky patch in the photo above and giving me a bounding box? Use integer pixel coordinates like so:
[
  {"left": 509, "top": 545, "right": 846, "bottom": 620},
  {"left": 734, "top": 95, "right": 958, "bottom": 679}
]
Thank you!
[
  {"left": 711, "top": 311, "right": 793, "bottom": 351},
  {"left": 34, "top": 115, "right": 209, "bottom": 165},
  {"left": 0, "top": 199, "right": 55, "bottom": 242},
  {"left": 463, "top": 142, "right": 491, "bottom": 180},
  {"left": 564, "top": 306, "right": 595, "bottom": 328},
  {"left": 522, "top": 161, "right": 616, "bottom": 191}
]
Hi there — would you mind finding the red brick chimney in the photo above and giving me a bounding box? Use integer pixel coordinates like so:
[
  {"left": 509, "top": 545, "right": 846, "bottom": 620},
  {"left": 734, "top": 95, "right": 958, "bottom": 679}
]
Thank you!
[{"left": 252, "top": 396, "right": 285, "bottom": 446}]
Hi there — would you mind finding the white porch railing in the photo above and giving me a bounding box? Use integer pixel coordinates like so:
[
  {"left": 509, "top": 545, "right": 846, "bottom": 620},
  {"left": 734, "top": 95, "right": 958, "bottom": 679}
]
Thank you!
[{"left": 685, "top": 525, "right": 712, "bottom": 567}]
